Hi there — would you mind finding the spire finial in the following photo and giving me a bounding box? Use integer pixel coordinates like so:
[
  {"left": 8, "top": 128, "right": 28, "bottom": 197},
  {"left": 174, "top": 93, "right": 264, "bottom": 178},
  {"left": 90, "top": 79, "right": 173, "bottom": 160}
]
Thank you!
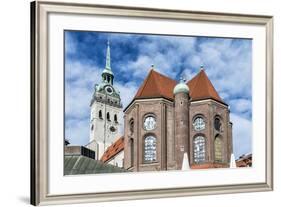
[
  {"left": 151, "top": 64, "right": 154, "bottom": 69},
  {"left": 105, "top": 40, "right": 111, "bottom": 70},
  {"left": 200, "top": 65, "right": 204, "bottom": 70}
]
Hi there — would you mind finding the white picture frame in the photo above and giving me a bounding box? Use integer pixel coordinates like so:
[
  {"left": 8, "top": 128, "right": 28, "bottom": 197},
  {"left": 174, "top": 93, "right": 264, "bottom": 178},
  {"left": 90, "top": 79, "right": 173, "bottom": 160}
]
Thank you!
[{"left": 30, "top": 0, "right": 273, "bottom": 205}]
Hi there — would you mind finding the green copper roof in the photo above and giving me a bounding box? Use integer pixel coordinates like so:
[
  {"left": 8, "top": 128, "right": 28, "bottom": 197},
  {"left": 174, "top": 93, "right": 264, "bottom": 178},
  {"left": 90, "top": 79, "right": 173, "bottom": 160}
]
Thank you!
[
  {"left": 64, "top": 155, "right": 129, "bottom": 175},
  {"left": 173, "top": 77, "right": 189, "bottom": 95}
]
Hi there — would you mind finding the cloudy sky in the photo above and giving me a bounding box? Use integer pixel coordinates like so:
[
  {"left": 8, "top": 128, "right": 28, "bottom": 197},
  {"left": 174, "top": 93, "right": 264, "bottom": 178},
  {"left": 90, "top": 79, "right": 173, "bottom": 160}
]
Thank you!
[{"left": 65, "top": 30, "right": 252, "bottom": 158}]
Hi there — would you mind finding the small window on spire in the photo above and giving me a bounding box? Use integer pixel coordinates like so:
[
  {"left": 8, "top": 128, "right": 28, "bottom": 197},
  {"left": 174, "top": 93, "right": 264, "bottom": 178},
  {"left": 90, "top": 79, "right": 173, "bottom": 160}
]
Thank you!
[
  {"left": 98, "top": 110, "right": 102, "bottom": 119},
  {"left": 107, "top": 112, "right": 110, "bottom": 121}
]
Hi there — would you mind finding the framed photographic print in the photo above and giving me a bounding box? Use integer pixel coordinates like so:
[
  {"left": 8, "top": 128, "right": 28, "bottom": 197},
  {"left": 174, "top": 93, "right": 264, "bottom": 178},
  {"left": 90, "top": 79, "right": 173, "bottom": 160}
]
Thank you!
[{"left": 30, "top": 0, "right": 273, "bottom": 205}]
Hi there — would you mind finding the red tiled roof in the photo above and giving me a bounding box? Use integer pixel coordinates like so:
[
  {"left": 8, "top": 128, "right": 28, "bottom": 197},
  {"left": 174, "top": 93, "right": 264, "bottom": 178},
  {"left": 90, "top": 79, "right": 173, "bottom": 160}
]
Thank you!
[
  {"left": 188, "top": 69, "right": 223, "bottom": 102},
  {"left": 134, "top": 69, "right": 223, "bottom": 103},
  {"left": 134, "top": 69, "right": 177, "bottom": 101},
  {"left": 236, "top": 153, "right": 252, "bottom": 167},
  {"left": 101, "top": 136, "right": 124, "bottom": 162}
]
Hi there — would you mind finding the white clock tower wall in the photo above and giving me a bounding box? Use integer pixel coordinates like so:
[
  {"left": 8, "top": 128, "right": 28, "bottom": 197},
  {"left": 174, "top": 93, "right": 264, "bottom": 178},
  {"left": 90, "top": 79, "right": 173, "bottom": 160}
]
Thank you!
[{"left": 89, "top": 101, "right": 123, "bottom": 160}]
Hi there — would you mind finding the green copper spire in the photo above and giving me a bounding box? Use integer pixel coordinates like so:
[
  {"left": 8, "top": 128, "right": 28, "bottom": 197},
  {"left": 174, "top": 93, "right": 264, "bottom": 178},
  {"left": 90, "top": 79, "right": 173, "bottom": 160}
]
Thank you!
[
  {"left": 102, "top": 40, "right": 114, "bottom": 85},
  {"left": 105, "top": 40, "right": 111, "bottom": 70}
]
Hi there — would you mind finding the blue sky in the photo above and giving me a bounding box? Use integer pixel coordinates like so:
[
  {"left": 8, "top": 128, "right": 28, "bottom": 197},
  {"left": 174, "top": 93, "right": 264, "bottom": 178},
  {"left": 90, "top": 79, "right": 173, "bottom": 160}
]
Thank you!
[{"left": 65, "top": 30, "right": 252, "bottom": 158}]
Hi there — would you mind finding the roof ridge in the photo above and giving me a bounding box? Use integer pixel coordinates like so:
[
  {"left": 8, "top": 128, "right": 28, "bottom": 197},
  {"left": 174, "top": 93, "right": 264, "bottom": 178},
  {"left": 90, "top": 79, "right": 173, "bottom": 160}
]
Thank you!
[
  {"left": 152, "top": 70, "right": 177, "bottom": 97},
  {"left": 204, "top": 71, "right": 214, "bottom": 99},
  {"left": 192, "top": 69, "right": 223, "bottom": 102},
  {"left": 134, "top": 69, "right": 153, "bottom": 98},
  {"left": 100, "top": 136, "right": 124, "bottom": 162},
  {"left": 202, "top": 70, "right": 222, "bottom": 101},
  {"left": 189, "top": 70, "right": 202, "bottom": 97},
  {"left": 152, "top": 70, "right": 164, "bottom": 97}
]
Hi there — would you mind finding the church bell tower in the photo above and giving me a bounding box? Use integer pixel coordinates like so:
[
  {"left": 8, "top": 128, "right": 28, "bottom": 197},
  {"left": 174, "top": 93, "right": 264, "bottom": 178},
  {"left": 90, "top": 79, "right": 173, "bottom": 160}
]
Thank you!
[{"left": 86, "top": 41, "right": 123, "bottom": 160}]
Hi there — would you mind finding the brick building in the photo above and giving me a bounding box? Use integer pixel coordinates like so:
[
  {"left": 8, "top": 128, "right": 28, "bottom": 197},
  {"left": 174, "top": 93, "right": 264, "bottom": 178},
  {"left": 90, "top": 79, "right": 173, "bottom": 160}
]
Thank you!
[{"left": 123, "top": 68, "right": 233, "bottom": 171}]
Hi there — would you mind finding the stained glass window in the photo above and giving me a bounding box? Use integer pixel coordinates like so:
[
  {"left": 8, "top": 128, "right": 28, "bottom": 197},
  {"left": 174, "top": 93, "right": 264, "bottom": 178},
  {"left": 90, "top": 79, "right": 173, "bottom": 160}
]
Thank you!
[
  {"left": 193, "top": 136, "right": 206, "bottom": 163},
  {"left": 215, "top": 137, "right": 222, "bottom": 162},
  {"left": 193, "top": 117, "right": 205, "bottom": 131},
  {"left": 144, "top": 135, "right": 156, "bottom": 162}
]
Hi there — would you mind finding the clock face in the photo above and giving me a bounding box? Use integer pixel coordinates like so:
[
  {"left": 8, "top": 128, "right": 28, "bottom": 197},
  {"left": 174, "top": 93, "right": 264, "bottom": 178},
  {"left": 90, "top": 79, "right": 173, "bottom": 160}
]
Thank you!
[
  {"left": 144, "top": 116, "right": 156, "bottom": 131},
  {"left": 105, "top": 86, "right": 113, "bottom": 94},
  {"left": 109, "top": 125, "right": 117, "bottom": 134},
  {"left": 193, "top": 117, "right": 205, "bottom": 131}
]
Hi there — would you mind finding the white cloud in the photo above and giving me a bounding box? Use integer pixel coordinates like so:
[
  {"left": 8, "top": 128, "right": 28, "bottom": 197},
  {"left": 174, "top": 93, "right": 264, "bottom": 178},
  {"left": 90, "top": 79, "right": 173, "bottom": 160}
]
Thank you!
[
  {"left": 181, "top": 67, "right": 197, "bottom": 79},
  {"left": 65, "top": 118, "right": 89, "bottom": 146},
  {"left": 197, "top": 39, "right": 252, "bottom": 100},
  {"left": 229, "top": 98, "right": 252, "bottom": 114},
  {"left": 65, "top": 60, "right": 102, "bottom": 119},
  {"left": 115, "top": 81, "right": 138, "bottom": 109},
  {"left": 119, "top": 36, "right": 197, "bottom": 80},
  {"left": 230, "top": 113, "right": 252, "bottom": 158},
  {"left": 65, "top": 32, "right": 77, "bottom": 55}
]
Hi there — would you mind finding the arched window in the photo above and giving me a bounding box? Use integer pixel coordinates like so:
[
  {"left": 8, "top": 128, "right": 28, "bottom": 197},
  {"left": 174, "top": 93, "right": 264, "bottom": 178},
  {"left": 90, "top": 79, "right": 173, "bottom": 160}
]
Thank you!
[
  {"left": 98, "top": 110, "right": 102, "bottom": 119},
  {"left": 214, "top": 117, "right": 221, "bottom": 131},
  {"left": 144, "top": 135, "right": 156, "bottom": 162},
  {"left": 193, "top": 136, "right": 206, "bottom": 163},
  {"left": 107, "top": 112, "right": 110, "bottom": 121},
  {"left": 193, "top": 116, "right": 205, "bottom": 131},
  {"left": 130, "top": 138, "right": 134, "bottom": 167},
  {"left": 214, "top": 136, "right": 223, "bottom": 162},
  {"left": 129, "top": 119, "right": 134, "bottom": 135},
  {"left": 114, "top": 114, "right": 118, "bottom": 123}
]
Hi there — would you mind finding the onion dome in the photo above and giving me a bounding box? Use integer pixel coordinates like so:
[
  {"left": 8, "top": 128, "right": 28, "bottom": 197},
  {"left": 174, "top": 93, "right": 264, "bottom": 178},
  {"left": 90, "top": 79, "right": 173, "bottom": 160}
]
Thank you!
[{"left": 173, "top": 77, "right": 189, "bottom": 95}]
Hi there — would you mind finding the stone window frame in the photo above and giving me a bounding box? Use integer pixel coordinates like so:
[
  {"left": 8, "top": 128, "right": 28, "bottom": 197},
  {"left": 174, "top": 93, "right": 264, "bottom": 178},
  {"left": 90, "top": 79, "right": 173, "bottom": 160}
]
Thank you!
[
  {"left": 214, "top": 115, "right": 223, "bottom": 132},
  {"left": 98, "top": 110, "right": 103, "bottom": 119},
  {"left": 192, "top": 114, "right": 207, "bottom": 131},
  {"left": 129, "top": 137, "right": 134, "bottom": 167},
  {"left": 142, "top": 133, "right": 157, "bottom": 164},
  {"left": 214, "top": 134, "right": 223, "bottom": 163},
  {"left": 128, "top": 118, "right": 134, "bottom": 135},
  {"left": 106, "top": 112, "right": 111, "bottom": 121},
  {"left": 142, "top": 113, "right": 157, "bottom": 131},
  {"left": 193, "top": 133, "right": 207, "bottom": 164},
  {"left": 114, "top": 114, "right": 118, "bottom": 123}
]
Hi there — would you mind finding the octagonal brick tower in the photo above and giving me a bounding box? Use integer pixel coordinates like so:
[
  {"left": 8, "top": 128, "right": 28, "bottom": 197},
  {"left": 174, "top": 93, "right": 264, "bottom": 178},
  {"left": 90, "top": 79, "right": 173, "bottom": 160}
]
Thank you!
[{"left": 173, "top": 78, "right": 190, "bottom": 170}]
